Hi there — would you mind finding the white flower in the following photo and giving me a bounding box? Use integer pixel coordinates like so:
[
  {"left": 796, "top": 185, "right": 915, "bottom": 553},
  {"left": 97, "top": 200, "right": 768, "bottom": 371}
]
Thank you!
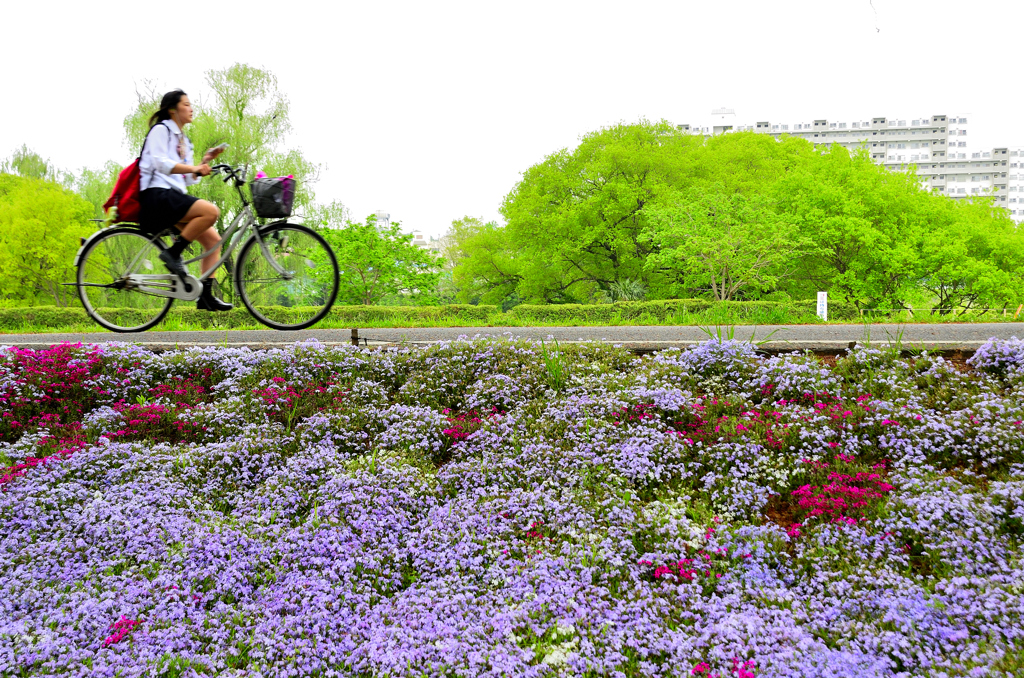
[{"left": 542, "top": 647, "right": 569, "bottom": 666}]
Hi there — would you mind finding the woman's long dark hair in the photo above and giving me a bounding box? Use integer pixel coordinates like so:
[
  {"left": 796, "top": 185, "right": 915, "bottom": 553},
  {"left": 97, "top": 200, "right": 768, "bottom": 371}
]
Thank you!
[{"left": 148, "top": 89, "right": 187, "bottom": 128}]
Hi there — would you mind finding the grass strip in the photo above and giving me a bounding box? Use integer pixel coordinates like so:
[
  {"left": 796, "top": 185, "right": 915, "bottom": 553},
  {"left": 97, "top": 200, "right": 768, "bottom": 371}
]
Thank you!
[{"left": 0, "top": 300, "right": 1021, "bottom": 335}]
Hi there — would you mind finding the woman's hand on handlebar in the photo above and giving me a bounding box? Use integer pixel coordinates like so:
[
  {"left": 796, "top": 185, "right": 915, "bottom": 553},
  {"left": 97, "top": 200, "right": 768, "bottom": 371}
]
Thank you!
[{"left": 192, "top": 163, "right": 212, "bottom": 177}]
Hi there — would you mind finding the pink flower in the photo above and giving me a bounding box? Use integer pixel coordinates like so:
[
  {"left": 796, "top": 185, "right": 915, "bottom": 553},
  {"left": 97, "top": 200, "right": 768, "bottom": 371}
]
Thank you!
[{"left": 102, "top": 616, "right": 141, "bottom": 647}]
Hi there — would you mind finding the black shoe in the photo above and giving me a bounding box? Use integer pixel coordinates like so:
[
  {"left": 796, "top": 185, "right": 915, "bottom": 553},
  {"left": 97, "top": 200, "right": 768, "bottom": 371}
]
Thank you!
[
  {"left": 159, "top": 249, "right": 189, "bottom": 281},
  {"left": 197, "top": 278, "right": 233, "bottom": 312}
]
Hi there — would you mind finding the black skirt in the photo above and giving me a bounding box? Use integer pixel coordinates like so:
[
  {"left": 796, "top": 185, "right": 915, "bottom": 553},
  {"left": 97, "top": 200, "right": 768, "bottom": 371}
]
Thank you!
[{"left": 139, "top": 188, "right": 199, "bottom": 235}]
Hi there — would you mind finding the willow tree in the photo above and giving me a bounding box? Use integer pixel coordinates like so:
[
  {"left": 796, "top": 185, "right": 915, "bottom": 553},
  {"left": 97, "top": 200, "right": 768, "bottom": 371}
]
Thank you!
[{"left": 123, "top": 64, "right": 318, "bottom": 226}]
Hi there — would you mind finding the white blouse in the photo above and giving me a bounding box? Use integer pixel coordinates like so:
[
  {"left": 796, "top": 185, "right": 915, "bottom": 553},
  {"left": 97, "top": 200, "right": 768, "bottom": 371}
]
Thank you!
[{"left": 139, "top": 119, "right": 202, "bottom": 193}]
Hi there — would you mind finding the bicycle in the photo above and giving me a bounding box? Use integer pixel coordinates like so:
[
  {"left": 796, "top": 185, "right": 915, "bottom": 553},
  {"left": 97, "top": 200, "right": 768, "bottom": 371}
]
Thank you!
[{"left": 72, "top": 164, "right": 340, "bottom": 332}]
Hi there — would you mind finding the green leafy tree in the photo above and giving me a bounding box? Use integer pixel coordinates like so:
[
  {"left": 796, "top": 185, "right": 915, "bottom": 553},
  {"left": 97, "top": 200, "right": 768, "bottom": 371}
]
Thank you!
[
  {"left": 73, "top": 161, "right": 121, "bottom": 219},
  {"left": 644, "top": 186, "right": 812, "bottom": 301},
  {"left": 474, "top": 124, "right": 818, "bottom": 304},
  {"left": 1, "top": 145, "right": 70, "bottom": 186},
  {"left": 123, "top": 65, "right": 318, "bottom": 225},
  {"left": 917, "top": 198, "right": 1023, "bottom": 314},
  {"left": 498, "top": 120, "right": 698, "bottom": 303},
  {"left": 419, "top": 216, "right": 480, "bottom": 303},
  {"left": 316, "top": 212, "right": 442, "bottom": 306},
  {"left": 441, "top": 216, "right": 490, "bottom": 270},
  {"left": 0, "top": 174, "right": 93, "bottom": 306},
  {"left": 772, "top": 145, "right": 927, "bottom": 310},
  {"left": 451, "top": 218, "right": 521, "bottom": 305}
]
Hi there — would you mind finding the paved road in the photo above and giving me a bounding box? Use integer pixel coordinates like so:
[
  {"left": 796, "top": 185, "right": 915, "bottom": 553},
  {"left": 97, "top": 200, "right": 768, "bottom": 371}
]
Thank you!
[{"left": 1, "top": 324, "right": 1021, "bottom": 352}]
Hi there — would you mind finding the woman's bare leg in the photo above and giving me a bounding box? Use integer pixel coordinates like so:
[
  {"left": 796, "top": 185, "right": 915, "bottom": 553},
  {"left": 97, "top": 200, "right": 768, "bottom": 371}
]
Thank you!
[
  {"left": 173, "top": 200, "right": 222, "bottom": 274},
  {"left": 178, "top": 200, "right": 219, "bottom": 240},
  {"left": 179, "top": 228, "right": 223, "bottom": 275}
]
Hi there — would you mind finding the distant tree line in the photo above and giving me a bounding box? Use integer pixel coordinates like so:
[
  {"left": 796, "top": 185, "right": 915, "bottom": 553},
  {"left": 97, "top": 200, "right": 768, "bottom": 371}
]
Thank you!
[{"left": 448, "top": 121, "right": 1024, "bottom": 314}]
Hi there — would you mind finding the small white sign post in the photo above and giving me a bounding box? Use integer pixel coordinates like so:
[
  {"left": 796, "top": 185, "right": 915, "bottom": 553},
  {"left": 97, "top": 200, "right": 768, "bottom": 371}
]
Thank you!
[{"left": 817, "top": 291, "right": 828, "bottom": 322}]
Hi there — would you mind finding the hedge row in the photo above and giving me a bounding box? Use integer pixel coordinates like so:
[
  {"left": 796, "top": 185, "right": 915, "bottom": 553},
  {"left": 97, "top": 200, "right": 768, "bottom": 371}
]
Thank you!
[
  {"left": 0, "top": 299, "right": 862, "bottom": 332},
  {"left": 0, "top": 304, "right": 498, "bottom": 331},
  {"left": 508, "top": 299, "right": 860, "bottom": 322}
]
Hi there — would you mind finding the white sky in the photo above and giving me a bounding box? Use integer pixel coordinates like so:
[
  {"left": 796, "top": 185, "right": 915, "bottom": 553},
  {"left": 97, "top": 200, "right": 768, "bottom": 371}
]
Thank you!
[{"left": 3, "top": 0, "right": 1022, "bottom": 238}]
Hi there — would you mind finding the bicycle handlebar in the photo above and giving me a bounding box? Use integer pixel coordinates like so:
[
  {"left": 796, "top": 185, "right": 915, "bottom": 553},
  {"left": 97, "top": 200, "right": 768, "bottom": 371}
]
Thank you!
[{"left": 210, "top": 163, "right": 247, "bottom": 185}]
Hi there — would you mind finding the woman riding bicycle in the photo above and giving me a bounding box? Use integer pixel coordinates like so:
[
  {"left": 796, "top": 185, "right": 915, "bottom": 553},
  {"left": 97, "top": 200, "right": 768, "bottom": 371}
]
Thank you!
[{"left": 139, "top": 89, "right": 231, "bottom": 311}]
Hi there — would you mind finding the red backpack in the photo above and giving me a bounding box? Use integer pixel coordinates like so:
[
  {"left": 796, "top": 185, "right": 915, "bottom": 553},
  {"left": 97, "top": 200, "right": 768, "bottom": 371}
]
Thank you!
[{"left": 102, "top": 126, "right": 163, "bottom": 223}]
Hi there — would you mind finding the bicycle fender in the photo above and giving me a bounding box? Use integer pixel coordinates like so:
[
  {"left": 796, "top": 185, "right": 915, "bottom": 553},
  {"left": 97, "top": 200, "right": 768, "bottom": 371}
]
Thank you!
[
  {"left": 73, "top": 226, "right": 147, "bottom": 268},
  {"left": 74, "top": 231, "right": 109, "bottom": 268}
]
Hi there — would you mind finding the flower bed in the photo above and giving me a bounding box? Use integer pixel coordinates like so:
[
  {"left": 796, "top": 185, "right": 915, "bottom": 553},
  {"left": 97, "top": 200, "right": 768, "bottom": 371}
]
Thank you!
[{"left": 1, "top": 337, "right": 1023, "bottom": 677}]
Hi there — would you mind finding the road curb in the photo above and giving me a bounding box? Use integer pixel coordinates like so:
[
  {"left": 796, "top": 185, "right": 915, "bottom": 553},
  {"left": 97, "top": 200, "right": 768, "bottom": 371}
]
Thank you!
[{"left": 0, "top": 337, "right": 993, "bottom": 355}]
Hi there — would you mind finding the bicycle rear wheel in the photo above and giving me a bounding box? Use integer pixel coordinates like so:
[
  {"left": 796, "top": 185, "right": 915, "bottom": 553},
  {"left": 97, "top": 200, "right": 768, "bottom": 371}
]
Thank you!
[
  {"left": 76, "top": 226, "right": 174, "bottom": 332},
  {"left": 235, "top": 223, "right": 339, "bottom": 330}
]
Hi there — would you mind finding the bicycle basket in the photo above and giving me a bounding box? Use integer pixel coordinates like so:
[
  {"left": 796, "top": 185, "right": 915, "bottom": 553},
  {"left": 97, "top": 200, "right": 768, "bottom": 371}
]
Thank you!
[{"left": 250, "top": 176, "right": 296, "bottom": 219}]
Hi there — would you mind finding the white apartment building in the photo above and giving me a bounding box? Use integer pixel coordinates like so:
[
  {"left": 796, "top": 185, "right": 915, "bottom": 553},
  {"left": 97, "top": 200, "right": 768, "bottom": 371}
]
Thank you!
[
  {"left": 1009, "top": 147, "right": 1024, "bottom": 219},
  {"left": 675, "top": 113, "right": 1021, "bottom": 223},
  {"left": 410, "top": 230, "right": 445, "bottom": 254}
]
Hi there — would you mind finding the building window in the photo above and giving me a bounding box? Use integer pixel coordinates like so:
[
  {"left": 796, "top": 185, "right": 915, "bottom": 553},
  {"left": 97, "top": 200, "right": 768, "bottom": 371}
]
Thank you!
[{"left": 959, "top": 117, "right": 967, "bottom": 123}]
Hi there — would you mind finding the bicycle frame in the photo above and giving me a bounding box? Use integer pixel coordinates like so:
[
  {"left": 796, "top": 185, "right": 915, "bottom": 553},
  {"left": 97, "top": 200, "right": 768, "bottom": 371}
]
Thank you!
[
  {"left": 180, "top": 167, "right": 294, "bottom": 282},
  {"left": 180, "top": 203, "right": 257, "bottom": 281},
  {"left": 108, "top": 167, "right": 294, "bottom": 300}
]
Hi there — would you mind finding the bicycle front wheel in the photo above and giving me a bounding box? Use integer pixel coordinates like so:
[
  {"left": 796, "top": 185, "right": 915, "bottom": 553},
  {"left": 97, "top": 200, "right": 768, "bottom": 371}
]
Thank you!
[
  {"left": 235, "top": 223, "right": 339, "bottom": 330},
  {"left": 77, "top": 226, "right": 174, "bottom": 333}
]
